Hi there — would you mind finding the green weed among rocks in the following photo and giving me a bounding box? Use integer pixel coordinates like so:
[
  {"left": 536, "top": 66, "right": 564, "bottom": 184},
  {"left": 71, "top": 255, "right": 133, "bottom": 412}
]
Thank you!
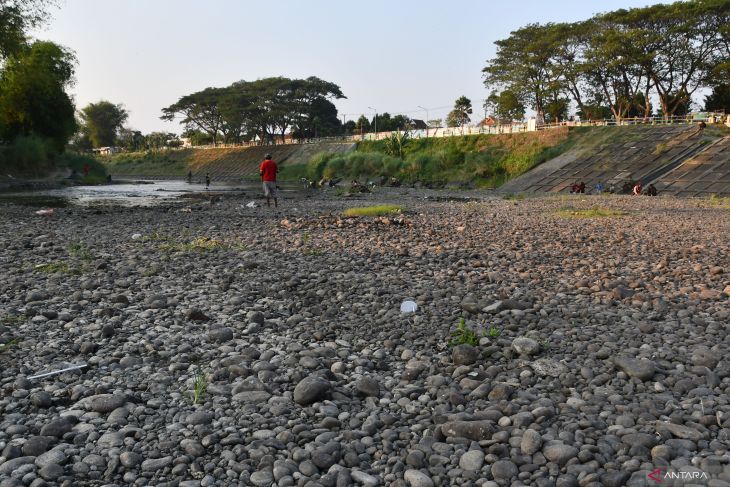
[
  {"left": 1, "top": 314, "right": 26, "bottom": 326},
  {"left": 0, "top": 338, "right": 19, "bottom": 353},
  {"left": 487, "top": 326, "right": 501, "bottom": 338},
  {"left": 33, "top": 262, "right": 77, "bottom": 274},
  {"left": 68, "top": 240, "right": 93, "bottom": 261},
  {"left": 184, "top": 369, "right": 208, "bottom": 405},
  {"left": 160, "top": 236, "right": 245, "bottom": 253},
  {"left": 301, "top": 232, "right": 323, "bottom": 256},
  {"left": 141, "top": 266, "right": 159, "bottom": 277},
  {"left": 448, "top": 318, "right": 481, "bottom": 347}
]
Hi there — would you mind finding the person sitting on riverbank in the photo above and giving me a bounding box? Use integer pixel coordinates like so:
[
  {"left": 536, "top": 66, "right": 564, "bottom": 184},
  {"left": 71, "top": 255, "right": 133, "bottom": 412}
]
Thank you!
[
  {"left": 187, "top": 171, "right": 192, "bottom": 183},
  {"left": 645, "top": 183, "right": 657, "bottom": 196},
  {"left": 633, "top": 182, "right": 643, "bottom": 195},
  {"left": 205, "top": 173, "right": 210, "bottom": 189}
]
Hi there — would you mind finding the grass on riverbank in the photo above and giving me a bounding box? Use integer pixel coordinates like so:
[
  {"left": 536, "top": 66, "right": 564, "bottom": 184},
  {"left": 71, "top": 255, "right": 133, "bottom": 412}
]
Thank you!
[
  {"left": 708, "top": 194, "right": 730, "bottom": 208},
  {"left": 343, "top": 205, "right": 402, "bottom": 217},
  {"left": 300, "top": 128, "right": 575, "bottom": 188},
  {"left": 100, "top": 150, "right": 189, "bottom": 176}
]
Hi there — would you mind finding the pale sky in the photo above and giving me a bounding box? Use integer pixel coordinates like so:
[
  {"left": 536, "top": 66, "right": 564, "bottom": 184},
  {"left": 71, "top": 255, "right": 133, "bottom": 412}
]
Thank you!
[{"left": 33, "top": 0, "right": 665, "bottom": 134}]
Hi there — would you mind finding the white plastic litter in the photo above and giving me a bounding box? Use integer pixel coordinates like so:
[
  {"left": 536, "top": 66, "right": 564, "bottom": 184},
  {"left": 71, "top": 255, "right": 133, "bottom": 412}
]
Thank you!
[
  {"left": 400, "top": 300, "right": 417, "bottom": 313},
  {"left": 28, "top": 363, "right": 87, "bottom": 380},
  {"left": 131, "top": 233, "right": 142, "bottom": 240},
  {"left": 34, "top": 208, "right": 54, "bottom": 216},
  {"left": 245, "top": 201, "right": 258, "bottom": 208}
]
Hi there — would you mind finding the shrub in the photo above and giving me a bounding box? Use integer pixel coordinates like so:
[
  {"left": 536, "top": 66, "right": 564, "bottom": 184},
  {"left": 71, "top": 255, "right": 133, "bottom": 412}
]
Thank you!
[
  {"left": 0, "top": 135, "right": 54, "bottom": 175},
  {"left": 57, "top": 152, "right": 107, "bottom": 183},
  {"left": 306, "top": 152, "right": 334, "bottom": 180}
]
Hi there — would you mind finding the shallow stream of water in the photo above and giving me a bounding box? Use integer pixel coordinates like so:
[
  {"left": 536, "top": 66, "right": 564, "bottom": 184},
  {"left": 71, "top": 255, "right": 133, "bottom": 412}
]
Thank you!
[{"left": 0, "top": 179, "right": 296, "bottom": 207}]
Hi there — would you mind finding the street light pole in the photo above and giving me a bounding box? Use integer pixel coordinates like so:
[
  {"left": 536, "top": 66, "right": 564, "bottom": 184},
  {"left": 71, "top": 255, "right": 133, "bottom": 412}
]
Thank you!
[
  {"left": 418, "top": 105, "right": 429, "bottom": 137},
  {"left": 368, "top": 106, "right": 377, "bottom": 140}
]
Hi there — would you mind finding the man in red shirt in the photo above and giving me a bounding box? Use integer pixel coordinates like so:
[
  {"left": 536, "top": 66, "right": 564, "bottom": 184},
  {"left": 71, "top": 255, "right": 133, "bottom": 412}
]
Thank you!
[{"left": 259, "top": 154, "right": 279, "bottom": 207}]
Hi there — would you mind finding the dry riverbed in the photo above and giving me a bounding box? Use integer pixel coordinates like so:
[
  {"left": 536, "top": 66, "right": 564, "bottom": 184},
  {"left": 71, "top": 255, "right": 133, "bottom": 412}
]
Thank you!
[{"left": 0, "top": 189, "right": 729, "bottom": 487}]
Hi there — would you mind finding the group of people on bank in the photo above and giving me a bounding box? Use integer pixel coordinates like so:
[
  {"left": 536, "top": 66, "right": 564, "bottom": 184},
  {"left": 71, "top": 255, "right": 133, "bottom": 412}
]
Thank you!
[{"left": 570, "top": 180, "right": 658, "bottom": 196}]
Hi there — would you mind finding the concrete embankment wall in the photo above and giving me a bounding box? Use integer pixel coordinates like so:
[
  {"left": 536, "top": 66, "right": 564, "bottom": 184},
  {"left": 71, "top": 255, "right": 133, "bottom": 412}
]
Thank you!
[
  {"left": 656, "top": 136, "right": 730, "bottom": 197},
  {"left": 501, "top": 125, "right": 729, "bottom": 195}
]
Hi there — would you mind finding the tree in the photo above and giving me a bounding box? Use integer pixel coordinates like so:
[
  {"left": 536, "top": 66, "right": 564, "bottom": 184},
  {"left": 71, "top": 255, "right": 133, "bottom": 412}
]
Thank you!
[
  {"left": 151, "top": 132, "right": 179, "bottom": 149},
  {"left": 181, "top": 127, "right": 213, "bottom": 146},
  {"left": 486, "top": 89, "right": 525, "bottom": 121},
  {"left": 79, "top": 101, "right": 128, "bottom": 148},
  {"left": 603, "top": 2, "right": 724, "bottom": 119},
  {"left": 483, "top": 1, "right": 730, "bottom": 122},
  {"left": 355, "top": 115, "right": 370, "bottom": 134},
  {"left": 705, "top": 83, "right": 730, "bottom": 111},
  {"left": 165, "top": 76, "right": 345, "bottom": 145},
  {"left": 162, "top": 87, "right": 225, "bottom": 145},
  {"left": 446, "top": 96, "right": 472, "bottom": 128},
  {"left": 343, "top": 120, "right": 356, "bottom": 135},
  {"left": 0, "top": 41, "right": 76, "bottom": 151},
  {"left": 116, "top": 127, "right": 145, "bottom": 151},
  {"left": 483, "top": 24, "right": 564, "bottom": 124},
  {"left": 391, "top": 114, "right": 412, "bottom": 131},
  {"left": 0, "top": 0, "right": 57, "bottom": 61},
  {"left": 544, "top": 94, "right": 570, "bottom": 123}
]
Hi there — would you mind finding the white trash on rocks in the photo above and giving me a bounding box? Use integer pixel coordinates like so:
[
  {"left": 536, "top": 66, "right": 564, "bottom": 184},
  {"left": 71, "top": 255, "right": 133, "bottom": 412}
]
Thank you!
[
  {"left": 245, "top": 201, "right": 259, "bottom": 208},
  {"left": 131, "top": 233, "right": 143, "bottom": 240},
  {"left": 400, "top": 300, "right": 417, "bottom": 313},
  {"left": 28, "top": 363, "right": 87, "bottom": 380}
]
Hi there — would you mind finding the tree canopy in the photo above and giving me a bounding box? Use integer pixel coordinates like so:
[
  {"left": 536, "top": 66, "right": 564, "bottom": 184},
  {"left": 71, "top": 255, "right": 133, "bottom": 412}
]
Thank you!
[
  {"left": 483, "top": 0, "right": 730, "bottom": 123},
  {"left": 446, "top": 96, "right": 473, "bottom": 127},
  {"left": 0, "top": 0, "right": 57, "bottom": 61},
  {"left": 79, "top": 100, "right": 128, "bottom": 148},
  {"left": 0, "top": 41, "right": 76, "bottom": 151},
  {"left": 162, "top": 76, "right": 346, "bottom": 145}
]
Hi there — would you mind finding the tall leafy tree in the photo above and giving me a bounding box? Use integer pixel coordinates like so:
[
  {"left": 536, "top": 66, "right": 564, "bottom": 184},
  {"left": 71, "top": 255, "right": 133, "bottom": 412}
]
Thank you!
[
  {"left": 167, "top": 77, "right": 345, "bottom": 145},
  {"left": 161, "top": 87, "right": 226, "bottom": 145},
  {"left": 705, "top": 83, "right": 730, "bottom": 111},
  {"left": 117, "top": 127, "right": 145, "bottom": 151},
  {"left": 0, "top": 41, "right": 76, "bottom": 151},
  {"left": 79, "top": 100, "right": 128, "bottom": 147},
  {"left": 0, "top": 0, "right": 57, "bottom": 60},
  {"left": 604, "top": 1, "right": 724, "bottom": 118},
  {"left": 446, "top": 96, "right": 472, "bottom": 127},
  {"left": 486, "top": 89, "right": 525, "bottom": 121},
  {"left": 483, "top": 24, "right": 564, "bottom": 124},
  {"left": 355, "top": 115, "right": 370, "bottom": 134}
]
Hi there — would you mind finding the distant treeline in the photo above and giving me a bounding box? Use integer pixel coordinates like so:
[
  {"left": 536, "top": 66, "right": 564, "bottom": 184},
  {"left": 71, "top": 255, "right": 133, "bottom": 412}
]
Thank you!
[
  {"left": 161, "top": 77, "right": 347, "bottom": 146},
  {"left": 483, "top": 0, "right": 730, "bottom": 123}
]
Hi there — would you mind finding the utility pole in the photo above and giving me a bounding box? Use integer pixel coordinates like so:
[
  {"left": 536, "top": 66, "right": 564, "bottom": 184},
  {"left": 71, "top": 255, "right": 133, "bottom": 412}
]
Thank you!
[{"left": 368, "top": 106, "right": 377, "bottom": 140}]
